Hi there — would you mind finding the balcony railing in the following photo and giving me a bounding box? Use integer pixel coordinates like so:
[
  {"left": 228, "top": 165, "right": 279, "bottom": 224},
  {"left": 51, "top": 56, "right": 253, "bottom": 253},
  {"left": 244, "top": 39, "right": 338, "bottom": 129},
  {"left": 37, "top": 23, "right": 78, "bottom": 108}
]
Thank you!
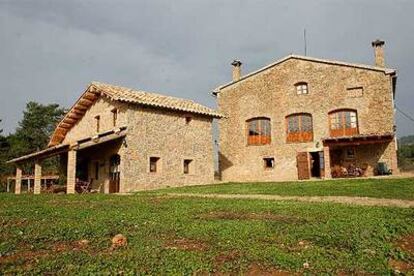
[
  {"left": 247, "top": 135, "right": 271, "bottom": 145},
  {"left": 286, "top": 131, "right": 313, "bottom": 143},
  {"left": 329, "top": 127, "right": 359, "bottom": 137}
]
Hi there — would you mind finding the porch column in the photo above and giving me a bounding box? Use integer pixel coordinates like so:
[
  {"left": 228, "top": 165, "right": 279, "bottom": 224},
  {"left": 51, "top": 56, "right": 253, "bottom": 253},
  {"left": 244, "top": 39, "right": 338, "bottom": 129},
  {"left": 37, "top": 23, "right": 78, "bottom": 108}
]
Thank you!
[
  {"left": 323, "top": 146, "right": 332, "bottom": 179},
  {"left": 391, "top": 138, "right": 399, "bottom": 175},
  {"left": 67, "top": 149, "right": 77, "bottom": 194},
  {"left": 34, "top": 160, "right": 42, "bottom": 195},
  {"left": 15, "top": 166, "right": 22, "bottom": 194}
]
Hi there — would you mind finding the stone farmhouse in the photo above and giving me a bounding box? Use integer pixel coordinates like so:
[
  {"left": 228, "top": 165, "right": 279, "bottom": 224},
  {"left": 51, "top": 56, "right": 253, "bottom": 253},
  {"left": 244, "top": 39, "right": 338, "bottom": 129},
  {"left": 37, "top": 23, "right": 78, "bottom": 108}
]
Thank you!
[
  {"left": 214, "top": 40, "right": 398, "bottom": 181},
  {"left": 8, "top": 82, "right": 222, "bottom": 194}
]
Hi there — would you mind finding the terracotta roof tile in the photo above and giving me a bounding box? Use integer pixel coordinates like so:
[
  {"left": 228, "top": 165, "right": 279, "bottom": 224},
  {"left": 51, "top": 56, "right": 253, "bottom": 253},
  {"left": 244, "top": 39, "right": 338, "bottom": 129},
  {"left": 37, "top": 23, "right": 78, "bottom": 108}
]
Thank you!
[{"left": 91, "top": 82, "right": 223, "bottom": 118}]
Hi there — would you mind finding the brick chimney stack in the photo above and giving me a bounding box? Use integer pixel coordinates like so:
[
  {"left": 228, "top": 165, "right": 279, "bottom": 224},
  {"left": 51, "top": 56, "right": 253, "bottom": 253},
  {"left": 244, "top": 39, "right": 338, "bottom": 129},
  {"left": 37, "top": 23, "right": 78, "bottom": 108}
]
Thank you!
[
  {"left": 231, "top": 60, "right": 242, "bottom": 81},
  {"left": 372, "top": 39, "right": 385, "bottom": 67}
]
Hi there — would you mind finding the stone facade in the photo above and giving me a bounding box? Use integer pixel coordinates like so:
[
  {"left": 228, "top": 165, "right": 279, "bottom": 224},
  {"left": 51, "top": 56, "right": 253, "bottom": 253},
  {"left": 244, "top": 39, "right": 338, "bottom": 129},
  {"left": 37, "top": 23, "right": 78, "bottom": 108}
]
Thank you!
[
  {"left": 61, "top": 96, "right": 215, "bottom": 193},
  {"left": 217, "top": 56, "right": 398, "bottom": 182}
]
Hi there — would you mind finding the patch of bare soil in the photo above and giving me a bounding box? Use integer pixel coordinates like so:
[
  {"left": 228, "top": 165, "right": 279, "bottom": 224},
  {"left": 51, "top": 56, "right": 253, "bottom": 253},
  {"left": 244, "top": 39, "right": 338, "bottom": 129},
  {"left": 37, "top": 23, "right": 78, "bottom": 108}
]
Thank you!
[
  {"left": 396, "top": 234, "right": 414, "bottom": 255},
  {"left": 1, "top": 218, "right": 29, "bottom": 228},
  {"left": 214, "top": 250, "right": 240, "bottom": 268},
  {"left": 388, "top": 258, "right": 413, "bottom": 273},
  {"left": 164, "top": 238, "right": 208, "bottom": 252},
  {"left": 170, "top": 193, "right": 414, "bottom": 208},
  {"left": 197, "top": 211, "right": 305, "bottom": 223},
  {"left": 245, "top": 263, "right": 295, "bottom": 276},
  {"left": 0, "top": 240, "right": 90, "bottom": 268}
]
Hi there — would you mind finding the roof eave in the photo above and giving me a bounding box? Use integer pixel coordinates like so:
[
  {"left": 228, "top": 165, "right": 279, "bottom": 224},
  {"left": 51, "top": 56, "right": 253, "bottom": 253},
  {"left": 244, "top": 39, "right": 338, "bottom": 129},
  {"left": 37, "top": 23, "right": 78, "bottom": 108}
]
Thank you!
[{"left": 213, "top": 54, "right": 397, "bottom": 93}]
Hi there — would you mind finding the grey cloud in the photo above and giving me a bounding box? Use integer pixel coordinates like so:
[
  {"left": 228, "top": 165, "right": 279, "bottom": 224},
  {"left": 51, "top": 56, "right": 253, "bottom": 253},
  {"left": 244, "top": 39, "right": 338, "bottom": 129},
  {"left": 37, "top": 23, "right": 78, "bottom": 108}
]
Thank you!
[{"left": 0, "top": 0, "right": 413, "bottom": 136}]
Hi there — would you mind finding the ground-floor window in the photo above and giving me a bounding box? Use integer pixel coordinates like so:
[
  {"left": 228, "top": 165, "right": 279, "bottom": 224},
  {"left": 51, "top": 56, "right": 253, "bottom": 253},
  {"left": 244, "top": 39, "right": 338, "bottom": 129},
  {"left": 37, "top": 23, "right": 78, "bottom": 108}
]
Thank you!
[
  {"left": 149, "top": 157, "right": 160, "bottom": 173},
  {"left": 263, "top": 157, "right": 275, "bottom": 169},
  {"left": 183, "top": 159, "right": 193, "bottom": 174}
]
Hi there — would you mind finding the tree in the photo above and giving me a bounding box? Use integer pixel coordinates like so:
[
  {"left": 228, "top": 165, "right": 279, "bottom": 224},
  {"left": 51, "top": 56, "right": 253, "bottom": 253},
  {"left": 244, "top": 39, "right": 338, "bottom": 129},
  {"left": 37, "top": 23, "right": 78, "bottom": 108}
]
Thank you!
[
  {"left": 12, "top": 102, "right": 66, "bottom": 155},
  {"left": 6, "top": 102, "right": 66, "bottom": 175}
]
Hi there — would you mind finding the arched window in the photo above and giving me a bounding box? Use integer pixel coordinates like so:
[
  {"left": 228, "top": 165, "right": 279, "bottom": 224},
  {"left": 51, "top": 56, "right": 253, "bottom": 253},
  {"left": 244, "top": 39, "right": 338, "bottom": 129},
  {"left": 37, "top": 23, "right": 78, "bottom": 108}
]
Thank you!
[
  {"left": 329, "top": 109, "right": 359, "bottom": 137},
  {"left": 286, "top": 113, "right": 313, "bottom": 143},
  {"left": 295, "top": 82, "right": 308, "bottom": 95},
  {"left": 246, "top": 117, "right": 271, "bottom": 145}
]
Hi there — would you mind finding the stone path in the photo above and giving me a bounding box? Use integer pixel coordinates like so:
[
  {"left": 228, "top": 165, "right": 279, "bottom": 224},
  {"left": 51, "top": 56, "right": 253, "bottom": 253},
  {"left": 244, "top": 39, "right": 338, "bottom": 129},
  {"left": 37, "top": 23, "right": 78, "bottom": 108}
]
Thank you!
[{"left": 168, "top": 193, "right": 414, "bottom": 208}]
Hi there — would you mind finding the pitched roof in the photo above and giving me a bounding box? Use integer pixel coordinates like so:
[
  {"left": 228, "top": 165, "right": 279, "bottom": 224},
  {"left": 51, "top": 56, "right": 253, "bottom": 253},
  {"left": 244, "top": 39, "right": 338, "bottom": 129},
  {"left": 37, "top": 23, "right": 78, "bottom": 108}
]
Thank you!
[
  {"left": 213, "top": 54, "right": 397, "bottom": 94},
  {"left": 48, "top": 82, "right": 222, "bottom": 147},
  {"left": 92, "top": 82, "right": 222, "bottom": 117}
]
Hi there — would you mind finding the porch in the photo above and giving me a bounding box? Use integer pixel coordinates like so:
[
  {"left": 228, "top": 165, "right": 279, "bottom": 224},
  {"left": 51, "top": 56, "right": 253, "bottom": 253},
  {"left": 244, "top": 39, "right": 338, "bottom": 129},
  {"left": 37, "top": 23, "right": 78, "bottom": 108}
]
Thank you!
[
  {"left": 6, "top": 127, "right": 126, "bottom": 195},
  {"left": 322, "top": 133, "right": 397, "bottom": 178}
]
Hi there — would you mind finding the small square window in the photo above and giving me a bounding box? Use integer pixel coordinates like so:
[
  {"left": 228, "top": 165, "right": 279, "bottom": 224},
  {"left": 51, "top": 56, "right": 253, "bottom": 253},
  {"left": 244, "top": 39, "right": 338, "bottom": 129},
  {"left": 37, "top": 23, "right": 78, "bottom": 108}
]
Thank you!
[
  {"left": 185, "top": 116, "right": 192, "bottom": 124},
  {"left": 295, "top": 83, "right": 308, "bottom": 95},
  {"left": 263, "top": 157, "right": 275, "bottom": 169},
  {"left": 183, "top": 159, "right": 193, "bottom": 174},
  {"left": 149, "top": 157, "right": 160, "bottom": 173}
]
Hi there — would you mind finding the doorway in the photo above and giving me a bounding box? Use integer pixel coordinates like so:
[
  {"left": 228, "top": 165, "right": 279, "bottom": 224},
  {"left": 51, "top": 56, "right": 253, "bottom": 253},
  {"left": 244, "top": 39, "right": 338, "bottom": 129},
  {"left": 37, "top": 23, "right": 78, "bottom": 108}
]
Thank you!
[
  {"left": 310, "top": 151, "right": 323, "bottom": 178},
  {"left": 109, "top": 154, "right": 120, "bottom": 193}
]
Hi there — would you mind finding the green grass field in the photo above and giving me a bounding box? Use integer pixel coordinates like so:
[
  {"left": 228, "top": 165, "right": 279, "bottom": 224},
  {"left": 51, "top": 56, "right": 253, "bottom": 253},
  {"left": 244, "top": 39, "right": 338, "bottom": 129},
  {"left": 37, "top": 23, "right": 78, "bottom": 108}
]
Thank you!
[
  {"left": 1, "top": 179, "right": 414, "bottom": 275},
  {"left": 160, "top": 177, "right": 414, "bottom": 200}
]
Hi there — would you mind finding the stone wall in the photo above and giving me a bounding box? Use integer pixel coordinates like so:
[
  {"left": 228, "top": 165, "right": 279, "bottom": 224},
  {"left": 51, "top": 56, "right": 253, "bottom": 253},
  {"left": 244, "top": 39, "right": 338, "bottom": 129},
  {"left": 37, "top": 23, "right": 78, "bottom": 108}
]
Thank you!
[
  {"left": 218, "top": 58, "right": 397, "bottom": 182},
  {"left": 63, "top": 97, "right": 128, "bottom": 144},
  {"left": 121, "top": 105, "right": 215, "bottom": 192}
]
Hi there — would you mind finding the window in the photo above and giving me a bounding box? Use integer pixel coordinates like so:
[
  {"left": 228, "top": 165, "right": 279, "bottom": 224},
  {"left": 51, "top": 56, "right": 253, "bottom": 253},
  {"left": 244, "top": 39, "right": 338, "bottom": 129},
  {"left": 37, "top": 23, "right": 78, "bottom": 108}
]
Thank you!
[
  {"left": 111, "top": 108, "right": 118, "bottom": 127},
  {"left": 295, "top": 82, "right": 308, "bottom": 95},
  {"left": 95, "top": 115, "right": 100, "bottom": 133},
  {"left": 286, "top": 113, "right": 313, "bottom": 143},
  {"left": 185, "top": 116, "right": 192, "bottom": 125},
  {"left": 149, "top": 157, "right": 159, "bottom": 173},
  {"left": 246, "top": 117, "right": 271, "bottom": 145},
  {"left": 183, "top": 159, "right": 193, "bottom": 174},
  {"left": 329, "top": 109, "right": 358, "bottom": 137},
  {"left": 263, "top": 157, "right": 275, "bottom": 169},
  {"left": 95, "top": 162, "right": 99, "bottom": 180}
]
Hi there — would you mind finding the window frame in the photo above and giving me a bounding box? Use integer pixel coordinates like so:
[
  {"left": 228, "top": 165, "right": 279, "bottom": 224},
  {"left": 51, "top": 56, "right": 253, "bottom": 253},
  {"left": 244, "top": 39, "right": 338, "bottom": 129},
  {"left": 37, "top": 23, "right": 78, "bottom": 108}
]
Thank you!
[
  {"left": 328, "top": 109, "right": 359, "bottom": 137},
  {"left": 149, "top": 157, "right": 160, "bottom": 173},
  {"left": 111, "top": 108, "right": 118, "bottom": 127},
  {"left": 263, "top": 157, "right": 275, "bottom": 169},
  {"left": 183, "top": 159, "right": 193, "bottom": 174},
  {"left": 94, "top": 115, "right": 100, "bottom": 133},
  {"left": 295, "top": 82, "right": 309, "bottom": 95},
  {"left": 285, "top": 113, "right": 314, "bottom": 143},
  {"left": 246, "top": 117, "right": 271, "bottom": 146}
]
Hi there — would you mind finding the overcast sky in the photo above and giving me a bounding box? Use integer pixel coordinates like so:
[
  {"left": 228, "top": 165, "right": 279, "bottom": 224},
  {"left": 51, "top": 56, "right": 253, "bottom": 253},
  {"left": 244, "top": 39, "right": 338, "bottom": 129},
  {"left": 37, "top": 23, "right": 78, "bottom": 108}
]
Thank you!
[{"left": 0, "top": 0, "right": 413, "bottom": 136}]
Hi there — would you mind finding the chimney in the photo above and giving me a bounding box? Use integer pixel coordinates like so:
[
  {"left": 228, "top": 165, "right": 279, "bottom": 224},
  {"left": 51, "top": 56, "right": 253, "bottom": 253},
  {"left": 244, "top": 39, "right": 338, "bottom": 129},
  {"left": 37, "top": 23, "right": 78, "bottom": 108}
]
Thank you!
[
  {"left": 231, "top": 60, "right": 242, "bottom": 81},
  {"left": 371, "top": 39, "right": 385, "bottom": 67}
]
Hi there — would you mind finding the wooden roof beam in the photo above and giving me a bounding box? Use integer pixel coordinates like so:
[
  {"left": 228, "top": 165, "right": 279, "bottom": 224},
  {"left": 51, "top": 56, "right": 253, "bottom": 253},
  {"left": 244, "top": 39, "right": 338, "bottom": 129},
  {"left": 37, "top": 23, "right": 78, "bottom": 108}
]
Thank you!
[
  {"left": 59, "top": 123, "right": 72, "bottom": 129},
  {"left": 63, "top": 118, "right": 76, "bottom": 124},
  {"left": 79, "top": 98, "right": 93, "bottom": 106}
]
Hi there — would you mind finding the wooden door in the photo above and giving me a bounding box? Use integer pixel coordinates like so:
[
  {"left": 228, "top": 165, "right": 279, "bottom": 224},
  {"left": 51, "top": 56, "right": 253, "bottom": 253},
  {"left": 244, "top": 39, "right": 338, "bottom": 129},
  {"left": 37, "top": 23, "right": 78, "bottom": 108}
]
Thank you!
[
  {"left": 109, "top": 174, "right": 120, "bottom": 193},
  {"left": 296, "top": 152, "right": 310, "bottom": 180},
  {"left": 109, "top": 155, "right": 121, "bottom": 193}
]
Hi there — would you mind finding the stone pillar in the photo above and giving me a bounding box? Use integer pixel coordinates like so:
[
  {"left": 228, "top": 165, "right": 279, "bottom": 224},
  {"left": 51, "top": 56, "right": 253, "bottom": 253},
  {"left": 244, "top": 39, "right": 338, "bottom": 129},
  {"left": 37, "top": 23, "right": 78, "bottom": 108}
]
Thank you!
[
  {"left": 67, "top": 150, "right": 77, "bottom": 194},
  {"left": 391, "top": 138, "right": 399, "bottom": 175},
  {"left": 34, "top": 160, "right": 42, "bottom": 194},
  {"left": 15, "top": 166, "right": 22, "bottom": 194},
  {"left": 323, "top": 146, "right": 332, "bottom": 179}
]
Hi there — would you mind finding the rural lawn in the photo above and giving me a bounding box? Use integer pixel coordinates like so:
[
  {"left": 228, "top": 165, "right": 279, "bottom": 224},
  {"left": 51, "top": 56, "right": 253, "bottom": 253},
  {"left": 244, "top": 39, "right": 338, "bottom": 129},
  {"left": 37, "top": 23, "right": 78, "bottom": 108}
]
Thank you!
[
  {"left": 0, "top": 178, "right": 414, "bottom": 274},
  {"left": 161, "top": 177, "right": 414, "bottom": 200}
]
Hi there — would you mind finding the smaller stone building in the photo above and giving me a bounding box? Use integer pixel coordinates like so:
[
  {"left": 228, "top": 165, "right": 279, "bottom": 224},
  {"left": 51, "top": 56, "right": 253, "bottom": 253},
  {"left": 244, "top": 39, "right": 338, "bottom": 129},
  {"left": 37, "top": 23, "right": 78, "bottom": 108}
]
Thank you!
[
  {"left": 8, "top": 82, "right": 222, "bottom": 194},
  {"left": 214, "top": 40, "right": 399, "bottom": 182}
]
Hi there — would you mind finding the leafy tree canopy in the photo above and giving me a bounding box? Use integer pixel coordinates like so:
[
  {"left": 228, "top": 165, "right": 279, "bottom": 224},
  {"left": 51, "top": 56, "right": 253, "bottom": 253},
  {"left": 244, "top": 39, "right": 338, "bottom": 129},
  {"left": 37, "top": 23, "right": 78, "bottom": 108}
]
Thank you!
[{"left": 13, "top": 102, "right": 66, "bottom": 156}]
